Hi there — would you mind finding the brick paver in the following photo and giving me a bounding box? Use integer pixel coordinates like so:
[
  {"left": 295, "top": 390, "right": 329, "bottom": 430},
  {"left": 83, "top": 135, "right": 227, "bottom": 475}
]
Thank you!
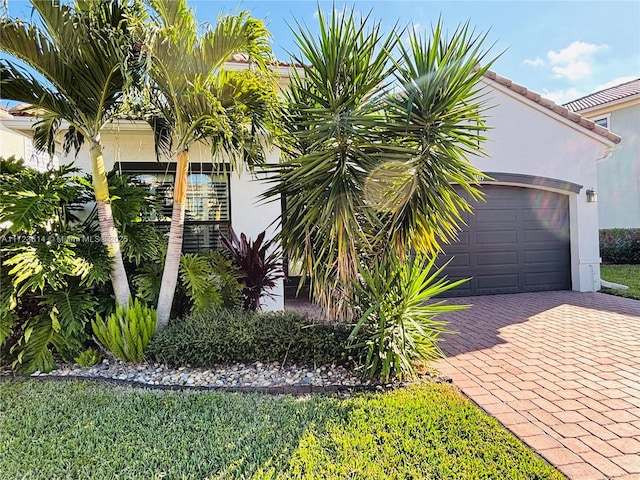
[{"left": 434, "top": 291, "right": 640, "bottom": 480}]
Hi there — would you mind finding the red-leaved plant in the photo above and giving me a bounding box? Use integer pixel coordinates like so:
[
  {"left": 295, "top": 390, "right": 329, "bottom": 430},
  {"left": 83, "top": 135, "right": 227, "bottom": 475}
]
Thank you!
[{"left": 221, "top": 226, "right": 284, "bottom": 310}]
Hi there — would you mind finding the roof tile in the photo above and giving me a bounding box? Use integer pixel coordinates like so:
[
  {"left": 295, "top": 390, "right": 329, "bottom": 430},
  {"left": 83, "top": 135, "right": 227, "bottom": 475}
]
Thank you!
[
  {"left": 482, "top": 70, "right": 621, "bottom": 144},
  {"left": 563, "top": 78, "right": 640, "bottom": 112}
]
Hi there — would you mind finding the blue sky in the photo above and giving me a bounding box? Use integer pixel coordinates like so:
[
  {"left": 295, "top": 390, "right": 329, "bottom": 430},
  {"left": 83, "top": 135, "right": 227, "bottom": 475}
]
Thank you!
[{"left": 4, "top": 0, "right": 640, "bottom": 104}]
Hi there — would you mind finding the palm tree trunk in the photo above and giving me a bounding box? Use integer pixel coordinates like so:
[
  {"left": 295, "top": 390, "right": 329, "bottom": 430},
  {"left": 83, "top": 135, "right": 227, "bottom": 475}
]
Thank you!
[
  {"left": 90, "top": 140, "right": 131, "bottom": 307},
  {"left": 156, "top": 149, "right": 189, "bottom": 331}
]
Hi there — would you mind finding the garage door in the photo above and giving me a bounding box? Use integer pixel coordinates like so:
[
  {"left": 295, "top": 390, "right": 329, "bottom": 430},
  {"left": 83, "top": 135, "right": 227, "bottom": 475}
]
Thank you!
[{"left": 437, "top": 185, "right": 571, "bottom": 296}]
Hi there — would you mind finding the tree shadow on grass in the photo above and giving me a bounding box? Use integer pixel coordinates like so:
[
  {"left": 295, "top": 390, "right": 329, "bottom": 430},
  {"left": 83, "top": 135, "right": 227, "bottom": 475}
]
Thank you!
[{"left": 0, "top": 379, "right": 564, "bottom": 479}]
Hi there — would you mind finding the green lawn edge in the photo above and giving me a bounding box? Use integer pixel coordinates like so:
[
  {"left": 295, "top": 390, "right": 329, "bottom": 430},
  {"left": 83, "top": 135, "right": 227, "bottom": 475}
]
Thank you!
[
  {"left": 0, "top": 379, "right": 564, "bottom": 480},
  {"left": 600, "top": 264, "right": 640, "bottom": 300}
]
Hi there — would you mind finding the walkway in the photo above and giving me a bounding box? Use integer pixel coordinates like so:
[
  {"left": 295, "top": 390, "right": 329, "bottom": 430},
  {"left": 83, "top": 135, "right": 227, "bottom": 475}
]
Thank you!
[{"left": 433, "top": 291, "right": 640, "bottom": 480}]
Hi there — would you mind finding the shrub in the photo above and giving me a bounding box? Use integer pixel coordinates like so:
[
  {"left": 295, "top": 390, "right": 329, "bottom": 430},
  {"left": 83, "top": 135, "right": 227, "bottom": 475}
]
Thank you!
[
  {"left": 147, "top": 309, "right": 353, "bottom": 367},
  {"left": 92, "top": 300, "right": 157, "bottom": 363},
  {"left": 600, "top": 229, "right": 640, "bottom": 264},
  {"left": 221, "top": 227, "right": 284, "bottom": 311},
  {"left": 349, "top": 254, "right": 468, "bottom": 381},
  {"left": 74, "top": 347, "right": 102, "bottom": 367}
]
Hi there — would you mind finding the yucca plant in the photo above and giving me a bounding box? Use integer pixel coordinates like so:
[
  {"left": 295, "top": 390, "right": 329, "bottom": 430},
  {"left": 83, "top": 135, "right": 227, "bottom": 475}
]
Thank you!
[
  {"left": 349, "top": 254, "right": 470, "bottom": 381},
  {"left": 91, "top": 299, "right": 157, "bottom": 363},
  {"left": 221, "top": 226, "right": 283, "bottom": 311},
  {"left": 264, "top": 9, "right": 496, "bottom": 321}
]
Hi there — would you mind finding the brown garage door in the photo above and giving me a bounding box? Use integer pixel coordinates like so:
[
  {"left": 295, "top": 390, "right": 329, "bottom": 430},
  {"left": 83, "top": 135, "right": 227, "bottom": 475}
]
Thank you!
[{"left": 437, "top": 185, "right": 571, "bottom": 296}]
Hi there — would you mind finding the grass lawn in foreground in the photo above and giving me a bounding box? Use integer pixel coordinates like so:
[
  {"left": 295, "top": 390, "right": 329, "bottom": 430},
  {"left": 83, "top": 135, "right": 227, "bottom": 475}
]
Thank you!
[
  {"left": 600, "top": 264, "right": 640, "bottom": 300},
  {"left": 0, "top": 380, "right": 562, "bottom": 479}
]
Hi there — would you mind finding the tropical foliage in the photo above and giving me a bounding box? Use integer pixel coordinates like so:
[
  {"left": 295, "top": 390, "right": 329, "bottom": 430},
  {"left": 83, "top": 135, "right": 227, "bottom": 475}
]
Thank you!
[
  {"left": 143, "top": 0, "right": 280, "bottom": 330},
  {"left": 0, "top": 160, "right": 161, "bottom": 373},
  {"left": 349, "top": 254, "right": 469, "bottom": 380},
  {"left": 92, "top": 298, "right": 157, "bottom": 363},
  {"left": 0, "top": 0, "right": 149, "bottom": 306},
  {"left": 0, "top": 161, "right": 108, "bottom": 373},
  {"left": 221, "top": 226, "right": 284, "bottom": 310},
  {"left": 266, "top": 10, "right": 495, "bottom": 321}
]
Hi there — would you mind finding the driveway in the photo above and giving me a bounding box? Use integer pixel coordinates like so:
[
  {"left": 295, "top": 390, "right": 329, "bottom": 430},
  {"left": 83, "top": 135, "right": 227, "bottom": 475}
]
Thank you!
[{"left": 433, "top": 291, "right": 640, "bottom": 480}]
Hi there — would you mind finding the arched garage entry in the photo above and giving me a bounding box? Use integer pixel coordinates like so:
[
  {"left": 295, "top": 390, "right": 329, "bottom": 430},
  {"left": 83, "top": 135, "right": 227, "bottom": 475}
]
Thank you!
[{"left": 438, "top": 178, "right": 577, "bottom": 297}]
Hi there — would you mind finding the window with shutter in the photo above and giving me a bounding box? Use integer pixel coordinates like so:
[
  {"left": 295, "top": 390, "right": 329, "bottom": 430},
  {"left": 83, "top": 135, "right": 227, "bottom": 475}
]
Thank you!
[{"left": 117, "top": 162, "right": 230, "bottom": 253}]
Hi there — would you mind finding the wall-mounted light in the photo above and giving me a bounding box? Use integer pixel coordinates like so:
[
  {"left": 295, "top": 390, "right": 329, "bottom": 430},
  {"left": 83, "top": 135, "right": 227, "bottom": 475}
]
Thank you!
[{"left": 586, "top": 188, "right": 598, "bottom": 203}]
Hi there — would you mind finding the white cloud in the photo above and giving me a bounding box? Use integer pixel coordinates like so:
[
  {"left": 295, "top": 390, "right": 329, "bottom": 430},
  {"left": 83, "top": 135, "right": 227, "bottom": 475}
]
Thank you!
[
  {"left": 523, "top": 57, "right": 545, "bottom": 67},
  {"left": 593, "top": 76, "right": 638, "bottom": 92},
  {"left": 523, "top": 41, "right": 610, "bottom": 81},
  {"left": 541, "top": 87, "right": 585, "bottom": 104},
  {"left": 551, "top": 60, "right": 592, "bottom": 81},
  {"left": 546, "top": 41, "right": 609, "bottom": 81}
]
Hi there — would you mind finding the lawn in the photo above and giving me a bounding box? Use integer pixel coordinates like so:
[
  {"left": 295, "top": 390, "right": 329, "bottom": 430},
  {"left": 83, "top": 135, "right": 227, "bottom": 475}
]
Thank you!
[
  {"left": 600, "top": 264, "right": 640, "bottom": 300},
  {"left": 0, "top": 380, "right": 564, "bottom": 480}
]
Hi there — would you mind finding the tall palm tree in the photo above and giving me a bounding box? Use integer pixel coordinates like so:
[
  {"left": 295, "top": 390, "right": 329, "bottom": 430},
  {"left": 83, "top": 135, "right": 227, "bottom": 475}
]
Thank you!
[
  {"left": 146, "top": 0, "right": 278, "bottom": 330},
  {"left": 0, "top": 0, "right": 147, "bottom": 306},
  {"left": 264, "top": 10, "right": 496, "bottom": 319}
]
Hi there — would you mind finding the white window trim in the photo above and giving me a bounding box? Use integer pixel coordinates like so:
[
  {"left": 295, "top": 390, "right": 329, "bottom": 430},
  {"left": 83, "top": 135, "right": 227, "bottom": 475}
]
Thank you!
[{"left": 591, "top": 113, "right": 611, "bottom": 130}]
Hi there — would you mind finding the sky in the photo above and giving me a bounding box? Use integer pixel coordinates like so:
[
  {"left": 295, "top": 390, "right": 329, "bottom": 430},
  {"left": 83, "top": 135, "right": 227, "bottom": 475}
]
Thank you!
[{"left": 3, "top": 0, "right": 640, "bottom": 105}]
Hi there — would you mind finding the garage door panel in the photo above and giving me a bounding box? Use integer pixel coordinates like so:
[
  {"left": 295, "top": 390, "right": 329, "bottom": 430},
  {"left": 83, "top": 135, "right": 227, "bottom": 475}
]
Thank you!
[
  {"left": 524, "top": 249, "right": 569, "bottom": 265},
  {"left": 476, "top": 251, "right": 518, "bottom": 266},
  {"left": 523, "top": 229, "right": 566, "bottom": 243},
  {"left": 443, "top": 253, "right": 471, "bottom": 268},
  {"left": 524, "top": 271, "right": 570, "bottom": 289},
  {"left": 439, "top": 185, "right": 571, "bottom": 296},
  {"left": 476, "top": 230, "right": 518, "bottom": 244},
  {"left": 475, "top": 209, "right": 518, "bottom": 223},
  {"left": 477, "top": 273, "right": 520, "bottom": 289}
]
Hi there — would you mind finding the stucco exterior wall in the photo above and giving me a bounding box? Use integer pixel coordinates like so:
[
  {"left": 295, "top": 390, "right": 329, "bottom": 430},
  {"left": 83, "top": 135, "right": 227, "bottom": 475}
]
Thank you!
[
  {"left": 468, "top": 80, "right": 615, "bottom": 292},
  {"left": 594, "top": 104, "right": 640, "bottom": 228}
]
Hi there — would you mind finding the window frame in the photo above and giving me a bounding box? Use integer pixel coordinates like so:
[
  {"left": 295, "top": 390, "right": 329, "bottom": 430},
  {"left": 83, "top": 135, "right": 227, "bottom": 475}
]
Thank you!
[
  {"left": 117, "top": 161, "right": 232, "bottom": 252},
  {"left": 592, "top": 114, "right": 610, "bottom": 129}
]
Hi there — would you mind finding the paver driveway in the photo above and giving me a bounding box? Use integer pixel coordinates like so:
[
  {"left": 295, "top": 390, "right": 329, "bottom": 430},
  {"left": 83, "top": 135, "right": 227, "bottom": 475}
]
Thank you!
[{"left": 433, "top": 291, "right": 640, "bottom": 480}]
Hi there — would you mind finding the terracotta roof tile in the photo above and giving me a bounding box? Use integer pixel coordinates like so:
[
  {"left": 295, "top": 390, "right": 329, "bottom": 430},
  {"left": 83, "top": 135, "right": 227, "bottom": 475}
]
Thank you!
[
  {"left": 563, "top": 78, "right": 640, "bottom": 112},
  {"left": 482, "top": 70, "right": 621, "bottom": 144}
]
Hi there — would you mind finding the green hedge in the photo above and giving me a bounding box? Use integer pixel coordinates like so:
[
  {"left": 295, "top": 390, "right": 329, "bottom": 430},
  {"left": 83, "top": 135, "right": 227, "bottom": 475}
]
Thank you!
[
  {"left": 600, "top": 229, "right": 640, "bottom": 264},
  {"left": 147, "top": 309, "right": 355, "bottom": 367}
]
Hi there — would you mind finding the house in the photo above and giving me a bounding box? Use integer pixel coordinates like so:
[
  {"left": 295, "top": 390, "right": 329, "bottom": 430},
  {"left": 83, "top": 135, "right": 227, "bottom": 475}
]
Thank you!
[
  {"left": 0, "top": 106, "right": 59, "bottom": 171},
  {"left": 563, "top": 78, "right": 640, "bottom": 229},
  {"left": 0, "top": 67, "right": 621, "bottom": 304}
]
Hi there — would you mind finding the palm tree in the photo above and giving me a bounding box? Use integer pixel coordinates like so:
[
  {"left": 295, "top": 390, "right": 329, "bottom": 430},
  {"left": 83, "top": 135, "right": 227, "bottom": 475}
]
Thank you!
[
  {"left": 146, "top": 0, "right": 278, "bottom": 330},
  {"left": 264, "top": 10, "right": 496, "bottom": 319},
  {"left": 0, "top": 0, "right": 147, "bottom": 306}
]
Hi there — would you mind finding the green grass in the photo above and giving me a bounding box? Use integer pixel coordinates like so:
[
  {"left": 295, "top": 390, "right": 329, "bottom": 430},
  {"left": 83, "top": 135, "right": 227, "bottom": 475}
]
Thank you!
[
  {"left": 0, "top": 380, "right": 563, "bottom": 480},
  {"left": 601, "top": 264, "right": 640, "bottom": 300}
]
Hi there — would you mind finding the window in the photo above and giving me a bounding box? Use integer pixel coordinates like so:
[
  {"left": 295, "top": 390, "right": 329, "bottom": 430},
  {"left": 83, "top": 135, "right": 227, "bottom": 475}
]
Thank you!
[
  {"left": 118, "top": 162, "right": 230, "bottom": 253},
  {"left": 593, "top": 115, "right": 609, "bottom": 129}
]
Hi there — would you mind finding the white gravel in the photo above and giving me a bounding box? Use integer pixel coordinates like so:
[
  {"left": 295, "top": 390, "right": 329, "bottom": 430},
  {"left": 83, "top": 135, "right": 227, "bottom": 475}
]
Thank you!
[{"left": 27, "top": 359, "right": 374, "bottom": 389}]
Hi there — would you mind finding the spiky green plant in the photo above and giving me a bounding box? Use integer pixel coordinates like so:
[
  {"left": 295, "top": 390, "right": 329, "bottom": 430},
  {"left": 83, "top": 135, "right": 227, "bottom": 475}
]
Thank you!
[
  {"left": 74, "top": 347, "right": 102, "bottom": 367},
  {"left": 349, "top": 254, "right": 469, "bottom": 381},
  {"left": 92, "top": 299, "right": 157, "bottom": 363},
  {"left": 264, "top": 9, "right": 496, "bottom": 321}
]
